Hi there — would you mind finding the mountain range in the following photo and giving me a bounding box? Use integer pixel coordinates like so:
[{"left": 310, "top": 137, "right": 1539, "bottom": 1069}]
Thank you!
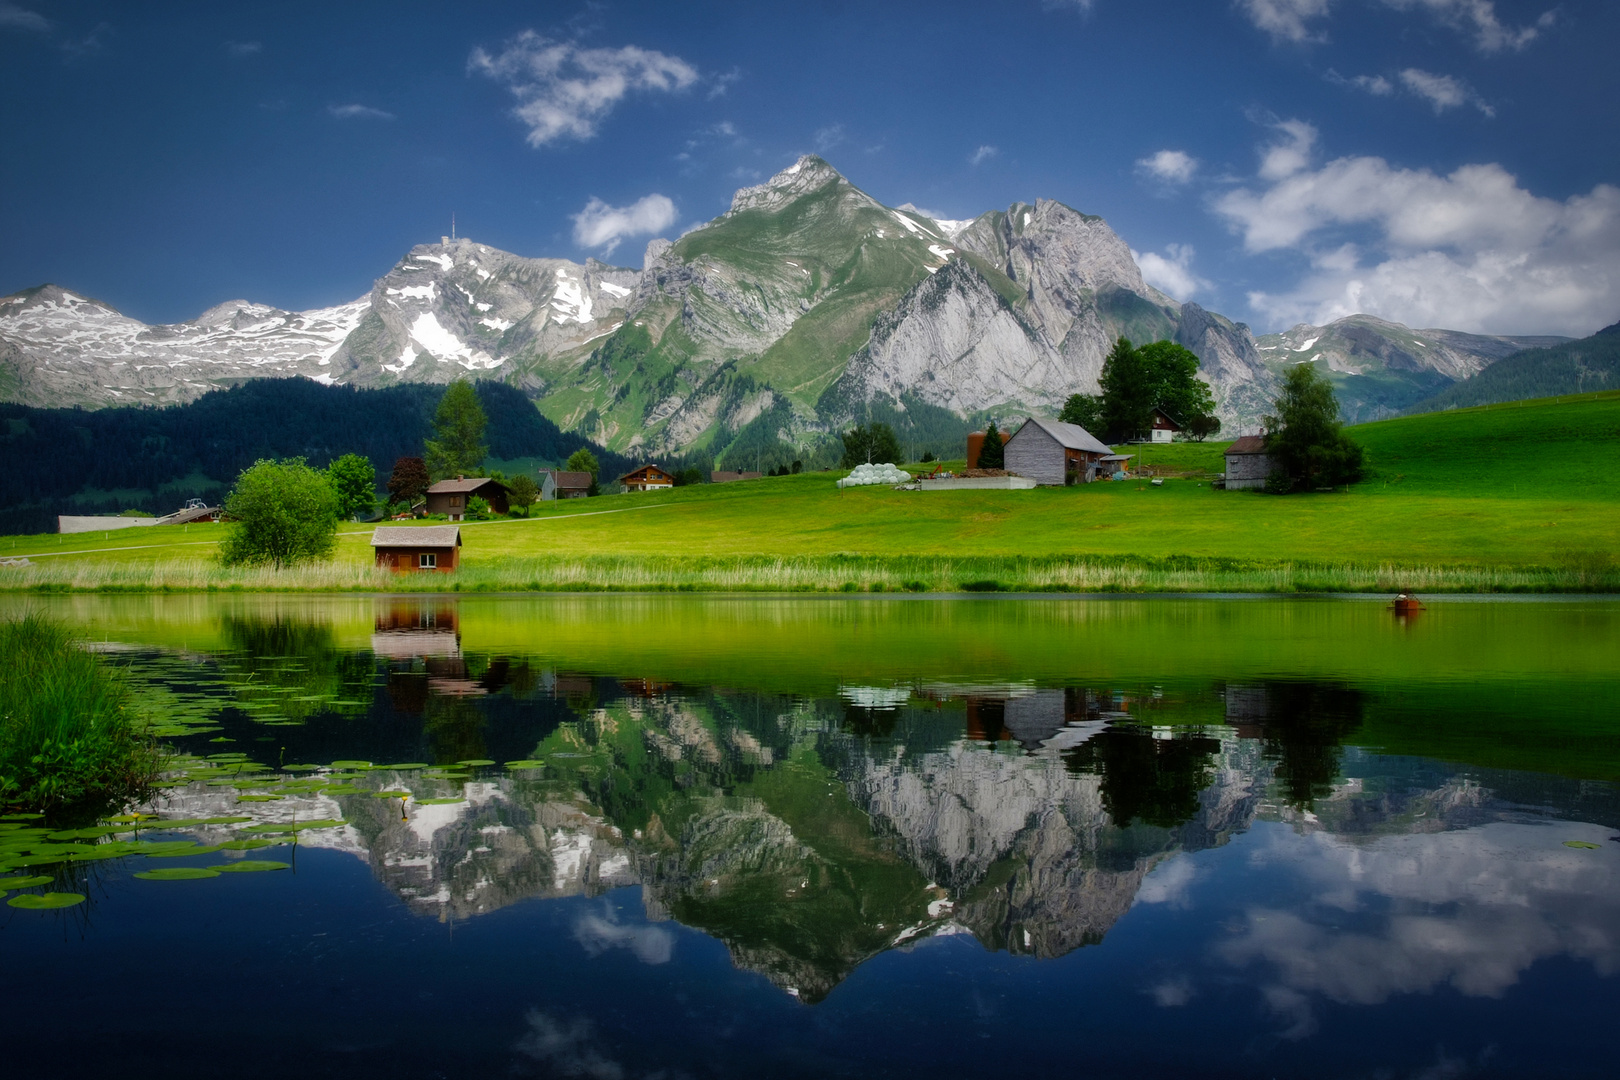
[{"left": 0, "top": 156, "right": 1581, "bottom": 461}]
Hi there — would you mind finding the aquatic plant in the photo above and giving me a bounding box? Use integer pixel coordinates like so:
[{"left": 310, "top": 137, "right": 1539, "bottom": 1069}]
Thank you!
[{"left": 0, "top": 612, "right": 162, "bottom": 811}]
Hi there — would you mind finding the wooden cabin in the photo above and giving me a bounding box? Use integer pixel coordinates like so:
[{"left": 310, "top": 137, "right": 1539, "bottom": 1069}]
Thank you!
[
  {"left": 711, "top": 470, "right": 762, "bottom": 483},
  {"left": 425, "top": 477, "right": 510, "bottom": 519},
  {"left": 540, "top": 469, "right": 592, "bottom": 500},
  {"left": 1003, "top": 416, "right": 1117, "bottom": 485},
  {"left": 1223, "top": 436, "right": 1280, "bottom": 490},
  {"left": 1149, "top": 408, "right": 1182, "bottom": 443},
  {"left": 618, "top": 464, "right": 675, "bottom": 492},
  {"left": 371, "top": 525, "right": 461, "bottom": 573}
]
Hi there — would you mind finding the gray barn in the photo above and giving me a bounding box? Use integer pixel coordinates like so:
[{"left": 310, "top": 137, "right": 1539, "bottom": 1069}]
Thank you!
[
  {"left": 1223, "top": 435, "right": 1280, "bottom": 490},
  {"left": 1003, "top": 417, "right": 1116, "bottom": 485}
]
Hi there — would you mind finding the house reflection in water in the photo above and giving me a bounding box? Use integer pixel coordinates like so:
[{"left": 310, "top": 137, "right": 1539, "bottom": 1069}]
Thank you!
[{"left": 372, "top": 600, "right": 515, "bottom": 710}]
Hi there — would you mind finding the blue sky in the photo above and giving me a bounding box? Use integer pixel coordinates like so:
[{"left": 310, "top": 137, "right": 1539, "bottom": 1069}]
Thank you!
[{"left": 2, "top": 0, "right": 1616, "bottom": 336}]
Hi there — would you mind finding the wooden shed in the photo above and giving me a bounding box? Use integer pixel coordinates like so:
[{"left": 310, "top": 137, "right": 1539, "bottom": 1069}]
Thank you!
[
  {"left": 618, "top": 464, "right": 675, "bottom": 492},
  {"left": 711, "top": 470, "right": 762, "bottom": 483},
  {"left": 371, "top": 525, "right": 461, "bottom": 573},
  {"left": 425, "top": 477, "right": 510, "bottom": 519},
  {"left": 540, "top": 469, "right": 592, "bottom": 500},
  {"left": 1003, "top": 417, "right": 1117, "bottom": 485},
  {"left": 1223, "top": 435, "right": 1280, "bottom": 490}
]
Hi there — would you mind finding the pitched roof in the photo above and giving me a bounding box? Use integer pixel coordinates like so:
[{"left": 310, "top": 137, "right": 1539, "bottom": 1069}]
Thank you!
[
  {"left": 1014, "top": 417, "right": 1114, "bottom": 456},
  {"left": 371, "top": 525, "right": 461, "bottom": 548},
  {"left": 1225, "top": 435, "right": 1269, "bottom": 455},
  {"left": 618, "top": 464, "right": 674, "bottom": 481},
  {"left": 542, "top": 470, "right": 593, "bottom": 488},
  {"left": 427, "top": 477, "right": 504, "bottom": 493}
]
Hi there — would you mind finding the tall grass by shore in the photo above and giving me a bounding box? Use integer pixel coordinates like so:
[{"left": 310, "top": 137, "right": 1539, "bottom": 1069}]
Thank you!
[
  {"left": 0, "top": 553, "right": 1612, "bottom": 594},
  {"left": 0, "top": 612, "right": 161, "bottom": 811}
]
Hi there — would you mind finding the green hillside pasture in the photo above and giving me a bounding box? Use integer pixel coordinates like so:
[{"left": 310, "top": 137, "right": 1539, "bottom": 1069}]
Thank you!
[{"left": 1, "top": 393, "right": 1614, "bottom": 592}]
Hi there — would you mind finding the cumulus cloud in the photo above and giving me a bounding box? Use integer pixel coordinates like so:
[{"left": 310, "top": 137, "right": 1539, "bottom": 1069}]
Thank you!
[
  {"left": 1132, "top": 244, "right": 1212, "bottom": 300},
  {"left": 1381, "top": 0, "right": 1554, "bottom": 53},
  {"left": 0, "top": 2, "right": 49, "bottom": 32},
  {"left": 1258, "top": 118, "right": 1317, "bottom": 181},
  {"left": 328, "top": 103, "right": 394, "bottom": 120},
  {"left": 1137, "top": 149, "right": 1199, "bottom": 184},
  {"left": 571, "top": 193, "right": 677, "bottom": 256},
  {"left": 1326, "top": 69, "right": 1394, "bottom": 95},
  {"left": 469, "top": 31, "right": 698, "bottom": 147},
  {"left": 1398, "top": 67, "right": 1493, "bottom": 115},
  {"left": 1214, "top": 124, "right": 1620, "bottom": 334},
  {"left": 1236, "top": 0, "right": 1332, "bottom": 44},
  {"left": 969, "top": 144, "right": 999, "bottom": 166}
]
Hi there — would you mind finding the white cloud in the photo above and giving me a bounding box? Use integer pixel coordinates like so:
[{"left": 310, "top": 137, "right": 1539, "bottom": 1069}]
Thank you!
[
  {"left": 469, "top": 31, "right": 698, "bottom": 147},
  {"left": 1137, "top": 149, "right": 1199, "bottom": 184},
  {"left": 1236, "top": 0, "right": 1332, "bottom": 44},
  {"left": 328, "top": 103, "right": 394, "bottom": 121},
  {"left": 1327, "top": 69, "right": 1394, "bottom": 95},
  {"left": 1398, "top": 68, "right": 1493, "bottom": 115},
  {"left": 1381, "top": 0, "right": 1553, "bottom": 53},
  {"left": 1214, "top": 127, "right": 1620, "bottom": 334},
  {"left": 1042, "top": 0, "right": 1096, "bottom": 12},
  {"left": 571, "top": 193, "right": 677, "bottom": 256},
  {"left": 513, "top": 1010, "right": 628, "bottom": 1078},
  {"left": 226, "top": 40, "right": 261, "bottom": 56},
  {"left": 969, "top": 144, "right": 999, "bottom": 166},
  {"left": 708, "top": 66, "right": 742, "bottom": 99},
  {"left": 1132, "top": 244, "right": 1212, "bottom": 300},
  {"left": 1258, "top": 119, "right": 1317, "bottom": 181},
  {"left": 0, "top": 2, "right": 49, "bottom": 32},
  {"left": 813, "top": 123, "right": 845, "bottom": 154},
  {"left": 573, "top": 906, "right": 674, "bottom": 964}
]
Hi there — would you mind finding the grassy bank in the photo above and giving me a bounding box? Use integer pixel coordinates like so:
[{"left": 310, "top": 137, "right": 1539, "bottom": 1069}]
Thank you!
[
  {"left": 0, "top": 612, "right": 161, "bottom": 810},
  {"left": 0, "top": 552, "right": 1611, "bottom": 594},
  {"left": 0, "top": 391, "right": 1613, "bottom": 593}
]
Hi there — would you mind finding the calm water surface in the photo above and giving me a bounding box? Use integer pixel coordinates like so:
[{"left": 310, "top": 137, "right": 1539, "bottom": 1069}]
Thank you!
[{"left": 3, "top": 595, "right": 1618, "bottom": 1079}]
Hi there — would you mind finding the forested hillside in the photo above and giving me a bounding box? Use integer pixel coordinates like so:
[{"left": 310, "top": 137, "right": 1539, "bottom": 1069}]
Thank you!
[
  {"left": 0, "top": 379, "right": 624, "bottom": 534},
  {"left": 1407, "top": 323, "right": 1620, "bottom": 414}
]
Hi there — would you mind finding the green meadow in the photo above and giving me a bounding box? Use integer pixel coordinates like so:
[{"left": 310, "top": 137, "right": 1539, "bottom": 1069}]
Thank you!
[{"left": 0, "top": 391, "right": 1615, "bottom": 592}]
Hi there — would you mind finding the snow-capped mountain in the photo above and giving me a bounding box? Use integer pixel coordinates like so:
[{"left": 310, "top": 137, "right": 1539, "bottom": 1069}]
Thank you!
[{"left": 1, "top": 156, "right": 1559, "bottom": 447}]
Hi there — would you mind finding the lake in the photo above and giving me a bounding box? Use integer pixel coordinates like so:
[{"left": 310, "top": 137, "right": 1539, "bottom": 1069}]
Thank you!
[{"left": 3, "top": 594, "right": 1618, "bottom": 1079}]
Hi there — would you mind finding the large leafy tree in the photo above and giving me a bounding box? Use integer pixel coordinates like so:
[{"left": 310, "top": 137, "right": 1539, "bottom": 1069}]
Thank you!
[
  {"left": 507, "top": 474, "right": 539, "bottom": 515},
  {"left": 386, "top": 456, "right": 430, "bottom": 507},
  {"left": 840, "top": 422, "right": 903, "bottom": 467},
  {"left": 1094, "top": 337, "right": 1219, "bottom": 441},
  {"left": 1058, "top": 393, "right": 1102, "bottom": 432},
  {"left": 1264, "top": 363, "right": 1365, "bottom": 491},
  {"left": 325, "top": 453, "right": 377, "bottom": 521},
  {"left": 565, "top": 448, "right": 600, "bottom": 479},
  {"left": 1138, "top": 341, "right": 1217, "bottom": 427},
  {"left": 219, "top": 458, "right": 340, "bottom": 569},
  {"left": 425, "top": 380, "right": 488, "bottom": 480}
]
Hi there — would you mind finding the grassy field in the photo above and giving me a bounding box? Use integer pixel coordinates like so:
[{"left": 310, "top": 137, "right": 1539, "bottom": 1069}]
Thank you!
[{"left": 0, "top": 392, "right": 1615, "bottom": 592}]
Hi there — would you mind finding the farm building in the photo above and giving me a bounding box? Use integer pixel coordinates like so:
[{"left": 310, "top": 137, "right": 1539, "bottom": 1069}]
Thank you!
[
  {"left": 1004, "top": 417, "right": 1117, "bottom": 485},
  {"left": 371, "top": 525, "right": 461, "bottom": 573},
  {"left": 540, "top": 469, "right": 592, "bottom": 500},
  {"left": 711, "top": 470, "right": 762, "bottom": 483},
  {"left": 619, "top": 464, "right": 675, "bottom": 492},
  {"left": 1224, "top": 436, "right": 1280, "bottom": 490},
  {"left": 425, "top": 477, "right": 510, "bottom": 519},
  {"left": 1149, "top": 408, "right": 1182, "bottom": 443}
]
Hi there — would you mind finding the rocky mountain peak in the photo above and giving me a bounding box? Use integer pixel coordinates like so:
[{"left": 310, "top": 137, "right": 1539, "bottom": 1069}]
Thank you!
[
  {"left": 728, "top": 154, "right": 848, "bottom": 215},
  {"left": 1, "top": 283, "right": 119, "bottom": 319}
]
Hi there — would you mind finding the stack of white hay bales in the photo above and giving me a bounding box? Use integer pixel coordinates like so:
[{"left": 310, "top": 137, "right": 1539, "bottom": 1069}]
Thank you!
[{"left": 836, "top": 463, "right": 912, "bottom": 488}]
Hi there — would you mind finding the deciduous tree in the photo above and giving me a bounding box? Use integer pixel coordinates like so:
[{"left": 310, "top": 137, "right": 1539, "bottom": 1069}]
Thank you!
[
  {"left": 325, "top": 453, "right": 377, "bottom": 521},
  {"left": 1059, "top": 393, "right": 1102, "bottom": 432},
  {"left": 566, "top": 448, "right": 600, "bottom": 480},
  {"left": 840, "top": 423, "right": 903, "bottom": 467},
  {"left": 219, "top": 458, "right": 340, "bottom": 569},
  {"left": 507, "top": 474, "right": 539, "bottom": 515},
  {"left": 386, "top": 456, "right": 430, "bottom": 508},
  {"left": 1264, "top": 363, "right": 1365, "bottom": 491}
]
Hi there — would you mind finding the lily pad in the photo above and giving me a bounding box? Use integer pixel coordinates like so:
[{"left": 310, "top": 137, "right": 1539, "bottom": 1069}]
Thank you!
[
  {"left": 203, "top": 816, "right": 254, "bottom": 825},
  {"left": 134, "top": 867, "right": 220, "bottom": 881},
  {"left": 456, "top": 759, "right": 496, "bottom": 767},
  {"left": 237, "top": 795, "right": 283, "bottom": 802},
  {"left": 505, "top": 760, "right": 546, "bottom": 769},
  {"left": 0, "top": 875, "right": 53, "bottom": 888},
  {"left": 414, "top": 798, "right": 466, "bottom": 806},
  {"left": 382, "top": 763, "right": 430, "bottom": 770},
  {"left": 7, "top": 891, "right": 86, "bottom": 908},
  {"left": 1565, "top": 840, "right": 1602, "bottom": 849},
  {"left": 329, "top": 760, "right": 372, "bottom": 769},
  {"left": 373, "top": 791, "right": 411, "bottom": 799},
  {"left": 213, "top": 860, "right": 290, "bottom": 873},
  {"left": 0, "top": 813, "right": 44, "bottom": 821}
]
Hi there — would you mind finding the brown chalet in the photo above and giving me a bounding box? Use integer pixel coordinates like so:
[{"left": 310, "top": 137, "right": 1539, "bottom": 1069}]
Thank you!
[
  {"left": 425, "top": 477, "right": 509, "bottom": 520},
  {"left": 540, "top": 469, "right": 592, "bottom": 500},
  {"left": 618, "top": 464, "right": 675, "bottom": 492},
  {"left": 711, "top": 470, "right": 762, "bottom": 483},
  {"left": 371, "top": 525, "right": 461, "bottom": 573}
]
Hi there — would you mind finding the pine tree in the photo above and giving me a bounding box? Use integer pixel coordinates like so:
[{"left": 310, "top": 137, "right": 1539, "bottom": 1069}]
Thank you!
[
  {"left": 978, "top": 422, "right": 1005, "bottom": 469},
  {"left": 425, "top": 380, "right": 488, "bottom": 480}
]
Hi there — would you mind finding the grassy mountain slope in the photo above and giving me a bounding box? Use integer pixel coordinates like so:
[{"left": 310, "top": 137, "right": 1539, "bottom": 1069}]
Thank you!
[{"left": 1408, "top": 323, "right": 1620, "bottom": 413}]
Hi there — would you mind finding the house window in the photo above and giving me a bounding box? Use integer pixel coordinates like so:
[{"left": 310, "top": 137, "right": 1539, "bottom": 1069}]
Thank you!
[
  {"left": 419, "top": 552, "right": 437, "bottom": 569},
  {"left": 450, "top": 495, "right": 463, "bottom": 507}
]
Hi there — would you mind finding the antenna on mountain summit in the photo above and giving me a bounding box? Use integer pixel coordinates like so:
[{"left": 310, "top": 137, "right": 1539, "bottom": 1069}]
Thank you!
[{"left": 451, "top": 213, "right": 456, "bottom": 242}]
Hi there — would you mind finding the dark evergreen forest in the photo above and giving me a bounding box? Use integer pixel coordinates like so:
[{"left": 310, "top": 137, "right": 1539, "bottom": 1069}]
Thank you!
[
  {"left": 0, "top": 379, "right": 627, "bottom": 534},
  {"left": 1408, "top": 322, "right": 1620, "bottom": 414}
]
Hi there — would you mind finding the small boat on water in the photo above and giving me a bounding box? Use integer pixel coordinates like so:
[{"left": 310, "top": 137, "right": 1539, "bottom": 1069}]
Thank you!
[{"left": 1391, "top": 592, "right": 1424, "bottom": 614}]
